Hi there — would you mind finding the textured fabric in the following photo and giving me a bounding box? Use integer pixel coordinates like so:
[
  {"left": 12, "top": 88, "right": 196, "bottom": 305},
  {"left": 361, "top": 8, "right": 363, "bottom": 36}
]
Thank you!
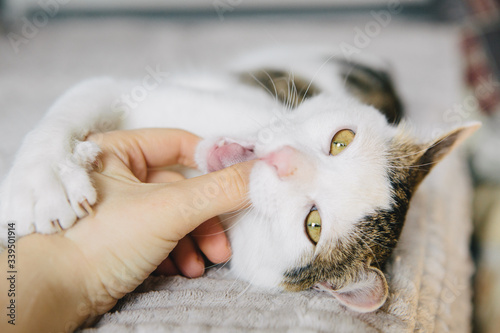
[
  {"left": 80, "top": 153, "right": 473, "bottom": 333},
  {"left": 0, "top": 16, "right": 473, "bottom": 332}
]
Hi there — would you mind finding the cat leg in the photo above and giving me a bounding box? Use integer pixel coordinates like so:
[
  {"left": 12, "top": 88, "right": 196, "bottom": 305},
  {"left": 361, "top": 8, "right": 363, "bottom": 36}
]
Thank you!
[{"left": 0, "top": 77, "right": 126, "bottom": 242}]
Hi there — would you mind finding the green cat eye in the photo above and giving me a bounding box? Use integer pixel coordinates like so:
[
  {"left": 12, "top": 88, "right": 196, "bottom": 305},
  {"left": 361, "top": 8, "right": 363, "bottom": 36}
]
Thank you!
[
  {"left": 330, "top": 129, "right": 355, "bottom": 156},
  {"left": 305, "top": 207, "right": 321, "bottom": 244}
]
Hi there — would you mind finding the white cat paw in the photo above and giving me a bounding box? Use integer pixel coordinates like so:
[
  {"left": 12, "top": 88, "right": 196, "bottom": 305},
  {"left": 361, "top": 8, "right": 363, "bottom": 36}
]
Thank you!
[
  {"left": 0, "top": 140, "right": 101, "bottom": 243},
  {"left": 59, "top": 141, "right": 100, "bottom": 218}
]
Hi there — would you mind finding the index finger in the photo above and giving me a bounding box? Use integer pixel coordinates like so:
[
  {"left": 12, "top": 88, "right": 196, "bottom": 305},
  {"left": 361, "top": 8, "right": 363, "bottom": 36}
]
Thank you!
[
  {"left": 130, "top": 128, "right": 201, "bottom": 169},
  {"left": 90, "top": 128, "right": 201, "bottom": 171}
]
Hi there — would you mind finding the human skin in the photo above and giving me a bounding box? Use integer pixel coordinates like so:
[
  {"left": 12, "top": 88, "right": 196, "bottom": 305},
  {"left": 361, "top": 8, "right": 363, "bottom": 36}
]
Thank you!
[{"left": 0, "top": 129, "right": 254, "bottom": 332}]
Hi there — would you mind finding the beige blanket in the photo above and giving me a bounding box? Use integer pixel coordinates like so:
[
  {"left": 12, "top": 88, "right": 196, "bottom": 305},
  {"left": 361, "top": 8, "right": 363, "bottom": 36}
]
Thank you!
[{"left": 81, "top": 152, "right": 473, "bottom": 333}]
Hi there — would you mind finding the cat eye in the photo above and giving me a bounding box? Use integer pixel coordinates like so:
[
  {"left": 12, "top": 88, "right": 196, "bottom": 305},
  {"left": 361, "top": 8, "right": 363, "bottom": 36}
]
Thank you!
[
  {"left": 305, "top": 206, "right": 321, "bottom": 244},
  {"left": 330, "top": 129, "right": 355, "bottom": 156}
]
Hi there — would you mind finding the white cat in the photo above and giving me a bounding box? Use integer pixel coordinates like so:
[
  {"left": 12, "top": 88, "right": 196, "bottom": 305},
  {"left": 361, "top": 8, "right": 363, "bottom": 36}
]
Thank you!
[{"left": 0, "top": 49, "right": 479, "bottom": 313}]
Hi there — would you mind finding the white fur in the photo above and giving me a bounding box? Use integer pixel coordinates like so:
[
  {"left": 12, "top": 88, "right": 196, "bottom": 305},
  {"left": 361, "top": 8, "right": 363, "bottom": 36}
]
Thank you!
[
  {"left": 211, "top": 94, "right": 396, "bottom": 289},
  {"left": 0, "top": 50, "right": 398, "bottom": 299}
]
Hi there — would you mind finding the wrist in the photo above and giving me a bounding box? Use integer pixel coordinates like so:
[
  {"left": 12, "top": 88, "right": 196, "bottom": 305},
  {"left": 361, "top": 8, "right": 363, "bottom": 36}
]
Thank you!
[{"left": 2, "top": 233, "right": 105, "bottom": 332}]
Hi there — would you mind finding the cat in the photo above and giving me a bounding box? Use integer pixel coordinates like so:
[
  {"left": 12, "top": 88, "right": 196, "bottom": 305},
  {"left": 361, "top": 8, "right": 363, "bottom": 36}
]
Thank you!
[{"left": 0, "top": 48, "right": 479, "bottom": 313}]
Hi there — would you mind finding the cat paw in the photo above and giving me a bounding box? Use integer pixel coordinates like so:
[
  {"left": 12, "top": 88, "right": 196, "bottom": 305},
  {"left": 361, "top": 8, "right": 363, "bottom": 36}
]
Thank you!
[
  {"left": 0, "top": 141, "right": 101, "bottom": 243},
  {"left": 195, "top": 137, "right": 256, "bottom": 173}
]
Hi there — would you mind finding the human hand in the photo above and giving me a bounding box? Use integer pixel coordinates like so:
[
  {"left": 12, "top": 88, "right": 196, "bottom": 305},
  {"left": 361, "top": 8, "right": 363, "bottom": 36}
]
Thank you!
[
  {"left": 3, "top": 129, "right": 254, "bottom": 332},
  {"left": 71, "top": 128, "right": 253, "bottom": 313},
  {"left": 85, "top": 129, "right": 236, "bottom": 279}
]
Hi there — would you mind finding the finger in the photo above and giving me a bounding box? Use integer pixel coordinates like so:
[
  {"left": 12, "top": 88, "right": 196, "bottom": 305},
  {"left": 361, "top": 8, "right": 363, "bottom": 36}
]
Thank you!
[
  {"left": 155, "top": 257, "right": 180, "bottom": 276},
  {"left": 90, "top": 128, "right": 200, "bottom": 168},
  {"left": 170, "top": 236, "right": 205, "bottom": 278},
  {"left": 132, "top": 129, "right": 201, "bottom": 169},
  {"left": 146, "top": 170, "right": 185, "bottom": 183},
  {"left": 154, "top": 160, "right": 255, "bottom": 237},
  {"left": 87, "top": 132, "right": 137, "bottom": 175},
  {"left": 191, "top": 217, "right": 231, "bottom": 264}
]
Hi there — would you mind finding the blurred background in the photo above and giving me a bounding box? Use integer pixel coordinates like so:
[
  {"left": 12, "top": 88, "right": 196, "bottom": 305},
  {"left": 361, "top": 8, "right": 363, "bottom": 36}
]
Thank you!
[{"left": 0, "top": 0, "right": 499, "bottom": 331}]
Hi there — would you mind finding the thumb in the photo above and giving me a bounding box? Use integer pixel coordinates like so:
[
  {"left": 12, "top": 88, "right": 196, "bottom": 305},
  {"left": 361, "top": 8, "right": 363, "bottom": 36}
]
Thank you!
[{"left": 156, "top": 160, "right": 255, "bottom": 236}]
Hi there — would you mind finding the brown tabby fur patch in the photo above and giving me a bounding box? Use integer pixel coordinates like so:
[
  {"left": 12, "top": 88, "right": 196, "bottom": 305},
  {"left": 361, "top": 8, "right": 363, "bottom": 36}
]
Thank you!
[
  {"left": 241, "top": 70, "right": 319, "bottom": 109},
  {"left": 339, "top": 60, "right": 404, "bottom": 125},
  {"left": 242, "top": 62, "right": 403, "bottom": 125}
]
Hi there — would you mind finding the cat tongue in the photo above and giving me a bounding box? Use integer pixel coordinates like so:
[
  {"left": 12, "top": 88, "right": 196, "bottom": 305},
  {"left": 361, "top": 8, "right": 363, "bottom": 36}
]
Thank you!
[{"left": 207, "top": 142, "right": 256, "bottom": 172}]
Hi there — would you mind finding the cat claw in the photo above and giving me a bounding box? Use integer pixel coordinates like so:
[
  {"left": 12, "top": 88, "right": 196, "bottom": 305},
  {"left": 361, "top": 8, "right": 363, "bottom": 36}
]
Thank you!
[
  {"left": 91, "top": 157, "right": 103, "bottom": 172},
  {"left": 51, "top": 219, "right": 63, "bottom": 232},
  {"left": 80, "top": 199, "right": 94, "bottom": 217},
  {"left": 0, "top": 139, "right": 100, "bottom": 241}
]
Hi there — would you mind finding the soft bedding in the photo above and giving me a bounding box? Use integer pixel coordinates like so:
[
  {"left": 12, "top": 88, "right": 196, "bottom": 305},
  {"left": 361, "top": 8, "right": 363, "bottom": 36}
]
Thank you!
[{"left": 80, "top": 152, "right": 473, "bottom": 333}]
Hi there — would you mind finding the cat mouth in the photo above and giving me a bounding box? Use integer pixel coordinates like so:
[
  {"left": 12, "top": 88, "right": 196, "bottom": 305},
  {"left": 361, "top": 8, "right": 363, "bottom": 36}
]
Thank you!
[{"left": 206, "top": 140, "right": 257, "bottom": 172}]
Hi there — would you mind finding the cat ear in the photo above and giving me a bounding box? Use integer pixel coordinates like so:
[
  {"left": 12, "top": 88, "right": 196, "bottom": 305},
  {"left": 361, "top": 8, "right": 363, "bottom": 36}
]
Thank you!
[
  {"left": 410, "top": 122, "right": 481, "bottom": 187},
  {"left": 316, "top": 267, "right": 388, "bottom": 313}
]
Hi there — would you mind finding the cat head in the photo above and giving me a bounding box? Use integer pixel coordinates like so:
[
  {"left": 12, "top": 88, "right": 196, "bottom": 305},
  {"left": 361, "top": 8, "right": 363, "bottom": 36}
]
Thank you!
[{"left": 196, "top": 93, "right": 479, "bottom": 313}]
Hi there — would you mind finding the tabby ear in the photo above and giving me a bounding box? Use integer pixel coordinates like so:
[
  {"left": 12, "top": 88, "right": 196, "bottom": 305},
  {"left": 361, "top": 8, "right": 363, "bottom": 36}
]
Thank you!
[
  {"left": 316, "top": 267, "right": 388, "bottom": 313},
  {"left": 411, "top": 122, "right": 481, "bottom": 187}
]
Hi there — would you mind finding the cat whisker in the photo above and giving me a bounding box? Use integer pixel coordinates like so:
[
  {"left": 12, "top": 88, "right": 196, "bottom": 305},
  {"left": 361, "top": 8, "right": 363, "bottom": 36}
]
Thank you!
[
  {"left": 189, "top": 198, "right": 253, "bottom": 238},
  {"left": 199, "top": 260, "right": 237, "bottom": 305},
  {"left": 262, "top": 70, "right": 281, "bottom": 103},
  {"left": 354, "top": 228, "right": 393, "bottom": 251},
  {"left": 385, "top": 147, "right": 427, "bottom": 161},
  {"left": 351, "top": 231, "right": 382, "bottom": 269},
  {"left": 205, "top": 259, "right": 230, "bottom": 271},
  {"left": 218, "top": 264, "right": 232, "bottom": 278},
  {"left": 219, "top": 220, "right": 247, "bottom": 235},
  {"left": 220, "top": 252, "right": 255, "bottom": 297},
  {"left": 195, "top": 205, "right": 253, "bottom": 237},
  {"left": 215, "top": 210, "right": 262, "bottom": 298},
  {"left": 223, "top": 196, "right": 252, "bottom": 214},
  {"left": 217, "top": 201, "right": 252, "bottom": 223},
  {"left": 240, "top": 116, "right": 266, "bottom": 131},
  {"left": 206, "top": 254, "right": 233, "bottom": 272},
  {"left": 387, "top": 161, "right": 440, "bottom": 170},
  {"left": 291, "top": 73, "right": 301, "bottom": 109},
  {"left": 286, "top": 72, "right": 298, "bottom": 110},
  {"left": 221, "top": 205, "right": 252, "bottom": 221},
  {"left": 341, "top": 66, "right": 355, "bottom": 89},
  {"left": 224, "top": 258, "right": 259, "bottom": 301},
  {"left": 386, "top": 150, "right": 424, "bottom": 162},
  {"left": 219, "top": 208, "right": 255, "bottom": 235},
  {"left": 200, "top": 232, "right": 253, "bottom": 301},
  {"left": 301, "top": 51, "right": 340, "bottom": 102},
  {"left": 248, "top": 71, "right": 280, "bottom": 103},
  {"left": 386, "top": 130, "right": 461, "bottom": 163},
  {"left": 234, "top": 275, "right": 256, "bottom": 300}
]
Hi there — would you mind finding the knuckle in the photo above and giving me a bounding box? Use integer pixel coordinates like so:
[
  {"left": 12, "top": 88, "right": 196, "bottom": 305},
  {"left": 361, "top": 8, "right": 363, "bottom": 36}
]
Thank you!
[{"left": 216, "top": 166, "right": 248, "bottom": 203}]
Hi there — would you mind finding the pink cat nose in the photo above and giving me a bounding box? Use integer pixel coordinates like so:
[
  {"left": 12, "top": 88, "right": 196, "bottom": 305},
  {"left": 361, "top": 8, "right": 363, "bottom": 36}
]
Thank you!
[{"left": 261, "top": 146, "right": 298, "bottom": 178}]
